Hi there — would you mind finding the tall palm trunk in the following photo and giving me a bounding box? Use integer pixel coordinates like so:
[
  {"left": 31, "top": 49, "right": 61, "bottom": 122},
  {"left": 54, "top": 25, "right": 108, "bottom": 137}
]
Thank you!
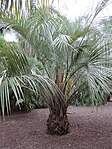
[{"left": 47, "top": 68, "right": 69, "bottom": 135}]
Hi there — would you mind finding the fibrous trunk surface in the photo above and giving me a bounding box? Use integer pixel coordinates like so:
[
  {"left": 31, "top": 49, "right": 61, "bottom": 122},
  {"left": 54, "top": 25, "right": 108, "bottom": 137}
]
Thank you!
[{"left": 47, "top": 112, "right": 69, "bottom": 135}]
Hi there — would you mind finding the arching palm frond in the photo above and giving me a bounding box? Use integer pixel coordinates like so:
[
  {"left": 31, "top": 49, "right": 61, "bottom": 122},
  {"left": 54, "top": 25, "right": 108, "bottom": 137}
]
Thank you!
[
  {"left": 0, "top": 38, "right": 65, "bottom": 117},
  {"left": 66, "top": 29, "right": 112, "bottom": 105},
  {"left": 0, "top": 37, "right": 32, "bottom": 116}
]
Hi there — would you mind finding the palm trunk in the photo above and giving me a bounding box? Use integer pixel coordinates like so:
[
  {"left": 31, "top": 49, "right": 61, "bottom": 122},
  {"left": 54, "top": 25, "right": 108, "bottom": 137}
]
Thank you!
[
  {"left": 55, "top": 68, "right": 64, "bottom": 90},
  {"left": 47, "top": 106, "right": 69, "bottom": 135},
  {"left": 47, "top": 68, "right": 69, "bottom": 135}
]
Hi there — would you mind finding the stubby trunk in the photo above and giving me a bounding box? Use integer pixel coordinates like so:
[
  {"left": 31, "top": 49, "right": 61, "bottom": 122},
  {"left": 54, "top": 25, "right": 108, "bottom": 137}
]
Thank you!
[
  {"left": 47, "top": 106, "right": 69, "bottom": 135},
  {"left": 47, "top": 68, "right": 69, "bottom": 135}
]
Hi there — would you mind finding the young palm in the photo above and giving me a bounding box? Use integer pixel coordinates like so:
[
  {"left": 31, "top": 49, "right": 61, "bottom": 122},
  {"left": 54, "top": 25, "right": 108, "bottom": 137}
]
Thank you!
[{"left": 0, "top": 0, "right": 112, "bottom": 135}]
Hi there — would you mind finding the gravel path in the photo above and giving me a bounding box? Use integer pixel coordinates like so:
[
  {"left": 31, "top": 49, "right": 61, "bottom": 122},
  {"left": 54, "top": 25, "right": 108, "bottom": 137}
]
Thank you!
[{"left": 1, "top": 103, "right": 112, "bottom": 149}]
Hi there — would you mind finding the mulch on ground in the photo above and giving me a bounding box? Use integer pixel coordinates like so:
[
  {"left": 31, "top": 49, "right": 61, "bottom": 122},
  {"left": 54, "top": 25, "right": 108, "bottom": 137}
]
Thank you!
[{"left": 1, "top": 103, "right": 112, "bottom": 149}]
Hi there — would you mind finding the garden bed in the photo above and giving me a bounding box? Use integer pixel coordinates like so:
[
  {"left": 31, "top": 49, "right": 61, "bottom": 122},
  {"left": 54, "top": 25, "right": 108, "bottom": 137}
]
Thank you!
[{"left": 0, "top": 103, "right": 112, "bottom": 149}]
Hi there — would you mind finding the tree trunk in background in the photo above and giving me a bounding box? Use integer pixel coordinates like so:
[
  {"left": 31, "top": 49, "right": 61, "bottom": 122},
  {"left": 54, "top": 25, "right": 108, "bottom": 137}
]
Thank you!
[
  {"left": 55, "top": 68, "right": 64, "bottom": 90},
  {"left": 47, "top": 106, "right": 69, "bottom": 135}
]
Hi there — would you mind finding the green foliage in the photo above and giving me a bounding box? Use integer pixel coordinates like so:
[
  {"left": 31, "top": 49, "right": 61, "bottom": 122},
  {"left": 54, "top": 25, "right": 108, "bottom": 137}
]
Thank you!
[
  {"left": 1, "top": 0, "right": 112, "bottom": 117},
  {"left": 22, "top": 88, "right": 47, "bottom": 109},
  {"left": 0, "top": 37, "right": 65, "bottom": 116}
]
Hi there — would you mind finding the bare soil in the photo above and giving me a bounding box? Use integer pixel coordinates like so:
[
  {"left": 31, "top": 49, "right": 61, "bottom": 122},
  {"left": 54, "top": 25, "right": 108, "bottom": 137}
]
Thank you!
[{"left": 1, "top": 103, "right": 112, "bottom": 149}]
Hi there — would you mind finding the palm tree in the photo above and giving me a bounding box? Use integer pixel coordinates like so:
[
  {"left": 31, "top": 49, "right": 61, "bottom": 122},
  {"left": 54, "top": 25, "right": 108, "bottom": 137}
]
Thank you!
[
  {"left": 0, "top": 0, "right": 56, "bottom": 17},
  {"left": 0, "top": 37, "right": 65, "bottom": 115},
  {"left": 0, "top": 0, "right": 112, "bottom": 135}
]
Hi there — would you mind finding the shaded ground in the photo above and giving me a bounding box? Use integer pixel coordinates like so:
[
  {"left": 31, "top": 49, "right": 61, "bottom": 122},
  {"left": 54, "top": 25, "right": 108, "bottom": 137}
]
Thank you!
[{"left": 1, "top": 103, "right": 112, "bottom": 149}]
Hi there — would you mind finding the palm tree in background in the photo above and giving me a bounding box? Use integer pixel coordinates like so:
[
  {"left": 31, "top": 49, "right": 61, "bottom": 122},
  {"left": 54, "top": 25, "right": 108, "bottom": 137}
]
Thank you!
[
  {"left": 0, "top": 0, "right": 112, "bottom": 135},
  {"left": 0, "top": 0, "right": 52, "bottom": 13}
]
